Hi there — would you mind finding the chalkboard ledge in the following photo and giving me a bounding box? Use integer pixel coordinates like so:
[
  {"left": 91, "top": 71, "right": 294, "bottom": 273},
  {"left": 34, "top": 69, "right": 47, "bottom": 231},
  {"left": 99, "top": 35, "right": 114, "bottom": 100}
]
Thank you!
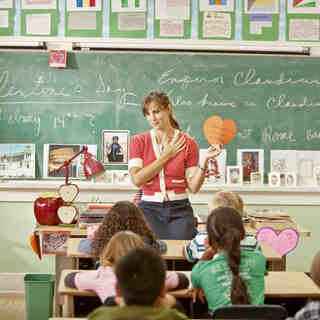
[{"left": 0, "top": 180, "right": 320, "bottom": 206}]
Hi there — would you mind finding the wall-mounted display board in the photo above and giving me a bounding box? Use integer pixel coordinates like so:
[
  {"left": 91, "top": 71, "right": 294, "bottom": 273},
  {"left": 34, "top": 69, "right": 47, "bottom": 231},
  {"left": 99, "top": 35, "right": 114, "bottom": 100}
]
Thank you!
[
  {"left": 0, "top": 0, "right": 14, "bottom": 36},
  {"left": 286, "top": 0, "right": 320, "bottom": 42},
  {"left": 0, "top": 0, "right": 319, "bottom": 43},
  {"left": 20, "top": 0, "right": 58, "bottom": 37},
  {"left": 1, "top": 51, "right": 320, "bottom": 179}
]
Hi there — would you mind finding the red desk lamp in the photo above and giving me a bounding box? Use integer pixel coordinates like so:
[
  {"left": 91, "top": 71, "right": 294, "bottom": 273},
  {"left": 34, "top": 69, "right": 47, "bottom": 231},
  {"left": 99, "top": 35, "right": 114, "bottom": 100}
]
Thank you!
[{"left": 54, "top": 146, "right": 105, "bottom": 224}]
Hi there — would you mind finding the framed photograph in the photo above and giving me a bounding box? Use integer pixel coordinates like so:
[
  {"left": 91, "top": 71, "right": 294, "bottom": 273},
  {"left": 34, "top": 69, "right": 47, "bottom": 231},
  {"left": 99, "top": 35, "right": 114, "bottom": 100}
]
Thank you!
[
  {"left": 94, "top": 170, "right": 113, "bottom": 184},
  {"left": 41, "top": 231, "right": 70, "bottom": 255},
  {"left": 200, "top": 149, "right": 226, "bottom": 185},
  {"left": 227, "top": 166, "right": 242, "bottom": 185},
  {"left": 270, "top": 150, "right": 297, "bottom": 173},
  {"left": 244, "top": 0, "right": 279, "bottom": 14},
  {"left": 297, "top": 151, "right": 320, "bottom": 186},
  {"left": 0, "top": 144, "right": 36, "bottom": 179},
  {"left": 285, "top": 172, "right": 297, "bottom": 187},
  {"left": 113, "top": 170, "right": 130, "bottom": 185},
  {"left": 268, "top": 172, "right": 280, "bottom": 187},
  {"left": 250, "top": 171, "right": 263, "bottom": 185},
  {"left": 102, "top": 130, "right": 129, "bottom": 165},
  {"left": 314, "top": 167, "right": 320, "bottom": 187},
  {"left": 237, "top": 149, "right": 264, "bottom": 184},
  {"left": 43, "top": 144, "right": 97, "bottom": 179}
]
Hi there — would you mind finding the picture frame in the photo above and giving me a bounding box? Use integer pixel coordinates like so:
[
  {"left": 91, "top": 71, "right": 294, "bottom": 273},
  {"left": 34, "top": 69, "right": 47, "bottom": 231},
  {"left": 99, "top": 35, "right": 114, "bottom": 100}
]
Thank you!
[
  {"left": 200, "top": 149, "right": 227, "bottom": 185},
  {"left": 227, "top": 166, "right": 242, "bottom": 185},
  {"left": 102, "top": 130, "right": 129, "bottom": 165},
  {"left": 237, "top": 149, "right": 264, "bottom": 184},
  {"left": 250, "top": 171, "right": 263, "bottom": 185},
  {"left": 268, "top": 172, "right": 280, "bottom": 187},
  {"left": 41, "top": 230, "right": 70, "bottom": 255},
  {"left": 43, "top": 144, "right": 97, "bottom": 179},
  {"left": 113, "top": 170, "right": 130, "bottom": 185},
  {"left": 314, "top": 167, "right": 320, "bottom": 187},
  {"left": 94, "top": 170, "right": 114, "bottom": 184},
  {"left": 285, "top": 172, "right": 297, "bottom": 187},
  {"left": 0, "top": 144, "right": 36, "bottom": 179}
]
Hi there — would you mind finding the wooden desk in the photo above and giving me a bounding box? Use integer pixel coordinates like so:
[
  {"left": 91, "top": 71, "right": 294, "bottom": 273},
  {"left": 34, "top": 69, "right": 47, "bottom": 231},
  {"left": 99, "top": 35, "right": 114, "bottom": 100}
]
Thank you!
[
  {"left": 66, "top": 238, "right": 285, "bottom": 271},
  {"left": 58, "top": 270, "right": 320, "bottom": 317}
]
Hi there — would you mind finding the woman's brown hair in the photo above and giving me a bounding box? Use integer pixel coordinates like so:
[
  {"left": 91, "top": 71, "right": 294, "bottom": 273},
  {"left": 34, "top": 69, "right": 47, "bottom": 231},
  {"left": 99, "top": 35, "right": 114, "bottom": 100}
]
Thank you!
[
  {"left": 91, "top": 201, "right": 158, "bottom": 259},
  {"left": 142, "top": 90, "right": 180, "bottom": 130},
  {"left": 100, "top": 231, "right": 146, "bottom": 266},
  {"left": 207, "top": 206, "right": 250, "bottom": 305}
]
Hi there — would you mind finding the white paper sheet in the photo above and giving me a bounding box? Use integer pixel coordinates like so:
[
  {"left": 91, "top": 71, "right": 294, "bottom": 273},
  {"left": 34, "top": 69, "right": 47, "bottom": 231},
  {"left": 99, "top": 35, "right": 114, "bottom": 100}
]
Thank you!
[
  {"left": 22, "top": 0, "right": 56, "bottom": 10},
  {"left": 199, "top": 0, "right": 234, "bottom": 12},
  {"left": 160, "top": 19, "right": 184, "bottom": 36},
  {"left": 250, "top": 21, "right": 272, "bottom": 34},
  {"left": 68, "top": 12, "right": 97, "bottom": 30},
  {"left": 0, "top": 0, "right": 13, "bottom": 9},
  {"left": 118, "top": 12, "right": 145, "bottom": 30},
  {"left": 112, "top": 0, "right": 146, "bottom": 12},
  {"left": 245, "top": 0, "right": 279, "bottom": 14},
  {"left": 289, "top": 19, "right": 319, "bottom": 41},
  {"left": 156, "top": 0, "right": 189, "bottom": 20},
  {"left": 0, "top": 10, "right": 8, "bottom": 27},
  {"left": 288, "top": 0, "right": 320, "bottom": 14},
  {"left": 67, "top": 0, "right": 101, "bottom": 11},
  {"left": 203, "top": 12, "right": 231, "bottom": 38},
  {"left": 26, "top": 13, "right": 51, "bottom": 35}
]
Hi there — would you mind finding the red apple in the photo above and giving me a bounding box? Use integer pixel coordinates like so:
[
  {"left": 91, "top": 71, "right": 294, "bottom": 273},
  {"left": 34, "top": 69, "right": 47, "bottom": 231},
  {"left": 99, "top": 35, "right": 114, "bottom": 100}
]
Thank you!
[{"left": 34, "top": 194, "right": 64, "bottom": 225}]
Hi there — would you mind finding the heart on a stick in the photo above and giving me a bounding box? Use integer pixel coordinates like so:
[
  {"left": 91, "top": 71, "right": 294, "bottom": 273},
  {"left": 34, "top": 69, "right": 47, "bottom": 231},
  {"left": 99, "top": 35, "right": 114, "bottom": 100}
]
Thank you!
[
  {"left": 203, "top": 116, "right": 237, "bottom": 145},
  {"left": 58, "top": 184, "right": 79, "bottom": 202},
  {"left": 58, "top": 206, "right": 78, "bottom": 224},
  {"left": 256, "top": 227, "right": 299, "bottom": 257}
]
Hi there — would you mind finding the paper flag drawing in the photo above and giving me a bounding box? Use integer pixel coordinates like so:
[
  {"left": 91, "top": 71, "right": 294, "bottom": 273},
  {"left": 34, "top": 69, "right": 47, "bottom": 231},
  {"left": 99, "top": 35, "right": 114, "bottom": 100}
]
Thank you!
[
  {"left": 256, "top": 227, "right": 299, "bottom": 256},
  {"left": 203, "top": 115, "right": 237, "bottom": 145}
]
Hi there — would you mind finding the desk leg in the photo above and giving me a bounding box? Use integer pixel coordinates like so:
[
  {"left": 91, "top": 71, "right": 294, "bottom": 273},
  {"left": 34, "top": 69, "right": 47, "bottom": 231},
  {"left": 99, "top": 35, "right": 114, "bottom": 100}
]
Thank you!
[
  {"left": 269, "top": 257, "right": 286, "bottom": 271},
  {"left": 54, "top": 254, "right": 73, "bottom": 316},
  {"left": 62, "top": 295, "right": 74, "bottom": 317}
]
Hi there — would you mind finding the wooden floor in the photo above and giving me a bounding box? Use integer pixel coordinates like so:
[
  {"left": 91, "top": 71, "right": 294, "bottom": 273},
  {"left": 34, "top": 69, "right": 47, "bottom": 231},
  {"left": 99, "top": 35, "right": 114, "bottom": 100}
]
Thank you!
[{"left": 0, "top": 292, "right": 26, "bottom": 320}]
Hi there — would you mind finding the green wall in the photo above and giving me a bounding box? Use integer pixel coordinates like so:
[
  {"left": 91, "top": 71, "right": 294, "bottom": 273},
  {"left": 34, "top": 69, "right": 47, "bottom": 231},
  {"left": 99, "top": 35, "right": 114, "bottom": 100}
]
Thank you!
[{"left": 0, "top": 202, "right": 318, "bottom": 273}]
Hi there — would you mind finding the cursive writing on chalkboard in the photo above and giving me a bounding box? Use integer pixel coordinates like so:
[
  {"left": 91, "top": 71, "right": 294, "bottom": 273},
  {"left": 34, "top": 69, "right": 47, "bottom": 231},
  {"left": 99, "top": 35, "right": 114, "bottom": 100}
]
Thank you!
[
  {"left": 266, "top": 95, "right": 320, "bottom": 110},
  {"left": 158, "top": 69, "right": 224, "bottom": 90},
  {"left": 233, "top": 68, "right": 320, "bottom": 87},
  {"left": 306, "top": 129, "right": 320, "bottom": 141}
]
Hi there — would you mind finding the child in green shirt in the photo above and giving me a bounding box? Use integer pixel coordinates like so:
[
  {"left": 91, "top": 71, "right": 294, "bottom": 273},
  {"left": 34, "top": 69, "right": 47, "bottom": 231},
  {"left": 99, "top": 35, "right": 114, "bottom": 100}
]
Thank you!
[{"left": 191, "top": 206, "right": 266, "bottom": 315}]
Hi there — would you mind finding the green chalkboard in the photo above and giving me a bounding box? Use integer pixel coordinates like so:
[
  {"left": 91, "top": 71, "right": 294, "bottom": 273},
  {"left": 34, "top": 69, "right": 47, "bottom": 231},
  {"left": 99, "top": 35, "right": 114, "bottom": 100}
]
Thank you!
[{"left": 1, "top": 51, "right": 320, "bottom": 179}]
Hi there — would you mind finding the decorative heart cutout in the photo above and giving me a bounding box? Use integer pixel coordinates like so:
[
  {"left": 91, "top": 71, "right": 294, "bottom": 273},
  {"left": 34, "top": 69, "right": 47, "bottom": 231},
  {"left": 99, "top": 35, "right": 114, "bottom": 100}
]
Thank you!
[
  {"left": 58, "top": 184, "right": 79, "bottom": 202},
  {"left": 58, "top": 206, "right": 78, "bottom": 224},
  {"left": 256, "top": 227, "right": 299, "bottom": 257},
  {"left": 203, "top": 116, "right": 237, "bottom": 145}
]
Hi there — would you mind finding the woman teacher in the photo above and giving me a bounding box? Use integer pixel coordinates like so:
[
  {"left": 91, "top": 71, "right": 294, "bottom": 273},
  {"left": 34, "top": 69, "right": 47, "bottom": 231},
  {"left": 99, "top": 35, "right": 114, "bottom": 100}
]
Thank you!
[{"left": 129, "top": 90, "right": 220, "bottom": 240}]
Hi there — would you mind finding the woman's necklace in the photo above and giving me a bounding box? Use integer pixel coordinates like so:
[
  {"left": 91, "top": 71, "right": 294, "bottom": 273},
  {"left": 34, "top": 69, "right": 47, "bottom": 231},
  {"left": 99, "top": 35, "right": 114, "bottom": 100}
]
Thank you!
[{"left": 156, "top": 131, "right": 173, "bottom": 154}]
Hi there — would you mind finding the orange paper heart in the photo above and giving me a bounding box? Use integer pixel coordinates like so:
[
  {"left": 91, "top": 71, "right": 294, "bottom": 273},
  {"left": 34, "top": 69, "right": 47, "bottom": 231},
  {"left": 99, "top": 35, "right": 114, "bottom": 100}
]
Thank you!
[{"left": 203, "top": 116, "right": 237, "bottom": 145}]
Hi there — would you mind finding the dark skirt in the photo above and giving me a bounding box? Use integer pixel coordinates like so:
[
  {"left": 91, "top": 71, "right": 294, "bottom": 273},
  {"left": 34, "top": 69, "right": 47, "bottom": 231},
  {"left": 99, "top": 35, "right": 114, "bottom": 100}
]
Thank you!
[{"left": 138, "top": 199, "right": 196, "bottom": 240}]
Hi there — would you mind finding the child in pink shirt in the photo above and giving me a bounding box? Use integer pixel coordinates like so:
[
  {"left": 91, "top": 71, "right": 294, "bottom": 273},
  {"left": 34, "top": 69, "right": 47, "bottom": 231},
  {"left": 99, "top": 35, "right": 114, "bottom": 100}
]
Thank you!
[{"left": 65, "top": 231, "right": 189, "bottom": 304}]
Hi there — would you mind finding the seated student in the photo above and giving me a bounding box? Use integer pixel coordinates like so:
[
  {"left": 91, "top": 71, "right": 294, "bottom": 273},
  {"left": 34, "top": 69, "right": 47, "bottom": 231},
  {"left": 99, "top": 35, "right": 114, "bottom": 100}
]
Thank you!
[
  {"left": 78, "top": 201, "right": 167, "bottom": 256},
  {"left": 88, "top": 247, "right": 188, "bottom": 320},
  {"left": 191, "top": 206, "right": 266, "bottom": 315},
  {"left": 184, "top": 191, "right": 259, "bottom": 262},
  {"left": 288, "top": 249, "right": 320, "bottom": 320},
  {"left": 65, "top": 231, "right": 189, "bottom": 305}
]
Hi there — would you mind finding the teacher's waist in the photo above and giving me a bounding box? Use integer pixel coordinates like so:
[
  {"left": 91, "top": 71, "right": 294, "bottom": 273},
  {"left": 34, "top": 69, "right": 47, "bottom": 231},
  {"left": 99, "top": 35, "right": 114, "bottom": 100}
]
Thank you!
[{"left": 142, "top": 190, "right": 188, "bottom": 202}]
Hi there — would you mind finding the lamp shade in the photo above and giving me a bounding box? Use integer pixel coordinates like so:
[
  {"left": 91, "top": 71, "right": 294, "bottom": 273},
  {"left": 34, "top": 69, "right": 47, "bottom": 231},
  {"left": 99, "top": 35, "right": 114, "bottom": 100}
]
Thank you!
[{"left": 83, "top": 152, "right": 105, "bottom": 179}]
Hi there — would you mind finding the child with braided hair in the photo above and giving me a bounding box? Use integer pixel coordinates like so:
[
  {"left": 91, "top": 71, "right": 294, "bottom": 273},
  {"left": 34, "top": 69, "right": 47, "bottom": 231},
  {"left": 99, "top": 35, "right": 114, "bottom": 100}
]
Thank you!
[{"left": 191, "top": 206, "right": 266, "bottom": 315}]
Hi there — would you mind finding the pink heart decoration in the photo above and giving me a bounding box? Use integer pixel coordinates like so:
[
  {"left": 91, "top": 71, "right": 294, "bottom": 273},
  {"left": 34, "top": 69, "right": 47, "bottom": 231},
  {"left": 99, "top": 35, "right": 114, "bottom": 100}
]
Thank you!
[{"left": 256, "top": 227, "right": 299, "bottom": 257}]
